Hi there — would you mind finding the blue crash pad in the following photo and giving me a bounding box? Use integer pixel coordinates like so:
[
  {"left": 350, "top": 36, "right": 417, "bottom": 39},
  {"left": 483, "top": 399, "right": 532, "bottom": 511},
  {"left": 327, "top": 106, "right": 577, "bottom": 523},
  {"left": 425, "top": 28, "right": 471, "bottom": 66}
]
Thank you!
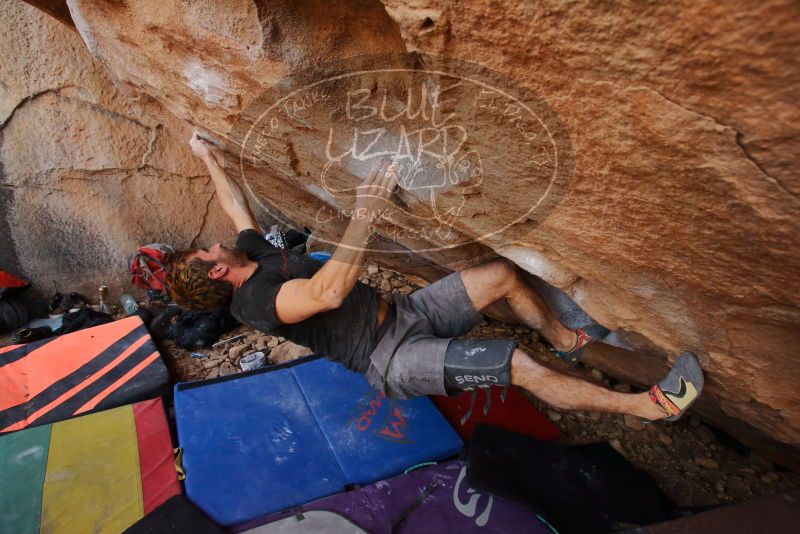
[{"left": 174, "top": 356, "right": 462, "bottom": 526}]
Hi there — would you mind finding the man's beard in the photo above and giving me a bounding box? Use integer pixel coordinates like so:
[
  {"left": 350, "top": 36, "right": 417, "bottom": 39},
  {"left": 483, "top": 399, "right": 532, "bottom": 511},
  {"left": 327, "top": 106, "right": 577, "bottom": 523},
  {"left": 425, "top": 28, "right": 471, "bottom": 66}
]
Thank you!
[{"left": 223, "top": 246, "right": 250, "bottom": 267}]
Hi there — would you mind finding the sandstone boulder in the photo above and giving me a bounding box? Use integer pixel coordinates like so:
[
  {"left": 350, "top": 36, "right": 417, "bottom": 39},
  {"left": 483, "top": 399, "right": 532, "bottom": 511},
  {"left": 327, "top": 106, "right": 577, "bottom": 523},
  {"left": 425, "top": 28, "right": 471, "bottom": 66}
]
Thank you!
[{"left": 6, "top": 0, "right": 799, "bottom": 465}]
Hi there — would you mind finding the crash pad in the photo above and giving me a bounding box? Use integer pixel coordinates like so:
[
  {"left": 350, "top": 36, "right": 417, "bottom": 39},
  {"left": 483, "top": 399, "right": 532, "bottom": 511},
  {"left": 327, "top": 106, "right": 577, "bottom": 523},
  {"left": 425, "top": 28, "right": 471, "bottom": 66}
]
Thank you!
[
  {"left": 431, "top": 386, "right": 560, "bottom": 442},
  {"left": 124, "top": 495, "right": 225, "bottom": 534},
  {"left": 0, "top": 315, "right": 169, "bottom": 433},
  {"left": 231, "top": 460, "right": 552, "bottom": 534},
  {"left": 0, "top": 398, "right": 180, "bottom": 534},
  {"left": 174, "top": 356, "right": 463, "bottom": 526},
  {"left": 467, "top": 424, "right": 670, "bottom": 532}
]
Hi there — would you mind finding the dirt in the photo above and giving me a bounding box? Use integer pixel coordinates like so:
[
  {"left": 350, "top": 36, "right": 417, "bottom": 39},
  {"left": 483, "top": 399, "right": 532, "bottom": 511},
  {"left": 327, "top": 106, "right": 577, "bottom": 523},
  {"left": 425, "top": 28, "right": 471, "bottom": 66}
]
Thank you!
[{"left": 3, "top": 261, "right": 797, "bottom": 509}]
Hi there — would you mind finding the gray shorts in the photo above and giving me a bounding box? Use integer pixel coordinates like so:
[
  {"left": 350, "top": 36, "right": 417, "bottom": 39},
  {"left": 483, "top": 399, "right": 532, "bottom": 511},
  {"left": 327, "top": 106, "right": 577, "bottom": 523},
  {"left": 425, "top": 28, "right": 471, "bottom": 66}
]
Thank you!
[{"left": 365, "top": 271, "right": 486, "bottom": 399}]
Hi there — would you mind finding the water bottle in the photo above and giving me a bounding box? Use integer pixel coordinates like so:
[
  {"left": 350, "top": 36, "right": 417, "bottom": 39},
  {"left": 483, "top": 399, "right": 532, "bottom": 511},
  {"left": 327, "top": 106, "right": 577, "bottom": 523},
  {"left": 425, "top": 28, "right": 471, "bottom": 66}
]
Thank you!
[{"left": 120, "top": 294, "right": 139, "bottom": 316}]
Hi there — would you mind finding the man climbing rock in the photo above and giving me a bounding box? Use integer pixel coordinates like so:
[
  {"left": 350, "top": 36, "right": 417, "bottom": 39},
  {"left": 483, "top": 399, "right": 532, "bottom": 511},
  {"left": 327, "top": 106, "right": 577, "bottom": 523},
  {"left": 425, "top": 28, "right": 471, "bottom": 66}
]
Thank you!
[{"left": 168, "top": 133, "right": 703, "bottom": 423}]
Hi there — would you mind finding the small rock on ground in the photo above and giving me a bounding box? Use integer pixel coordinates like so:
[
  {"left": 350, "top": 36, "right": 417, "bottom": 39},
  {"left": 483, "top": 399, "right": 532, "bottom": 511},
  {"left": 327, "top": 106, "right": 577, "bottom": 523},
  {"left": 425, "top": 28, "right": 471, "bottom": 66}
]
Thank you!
[
  {"left": 695, "top": 457, "right": 720, "bottom": 470},
  {"left": 269, "top": 340, "right": 313, "bottom": 364},
  {"left": 623, "top": 414, "right": 647, "bottom": 431}
]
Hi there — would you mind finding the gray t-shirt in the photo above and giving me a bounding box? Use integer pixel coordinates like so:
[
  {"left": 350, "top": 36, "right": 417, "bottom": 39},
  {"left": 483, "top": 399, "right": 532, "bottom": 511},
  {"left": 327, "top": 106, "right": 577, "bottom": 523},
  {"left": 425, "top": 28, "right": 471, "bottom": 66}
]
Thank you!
[{"left": 229, "top": 229, "right": 382, "bottom": 372}]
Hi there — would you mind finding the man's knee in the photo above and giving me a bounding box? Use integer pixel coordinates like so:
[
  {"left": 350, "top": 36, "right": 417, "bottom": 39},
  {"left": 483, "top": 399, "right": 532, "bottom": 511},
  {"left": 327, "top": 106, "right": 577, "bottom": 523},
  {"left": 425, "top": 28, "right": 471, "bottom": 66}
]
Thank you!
[
  {"left": 492, "top": 258, "right": 520, "bottom": 293},
  {"left": 443, "top": 338, "right": 516, "bottom": 392},
  {"left": 471, "top": 258, "right": 518, "bottom": 292}
]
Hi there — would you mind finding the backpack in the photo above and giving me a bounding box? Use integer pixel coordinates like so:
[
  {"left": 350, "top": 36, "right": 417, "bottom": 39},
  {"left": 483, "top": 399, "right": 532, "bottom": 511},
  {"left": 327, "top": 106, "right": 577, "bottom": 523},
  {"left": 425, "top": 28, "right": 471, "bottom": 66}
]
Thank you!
[{"left": 129, "top": 243, "right": 174, "bottom": 293}]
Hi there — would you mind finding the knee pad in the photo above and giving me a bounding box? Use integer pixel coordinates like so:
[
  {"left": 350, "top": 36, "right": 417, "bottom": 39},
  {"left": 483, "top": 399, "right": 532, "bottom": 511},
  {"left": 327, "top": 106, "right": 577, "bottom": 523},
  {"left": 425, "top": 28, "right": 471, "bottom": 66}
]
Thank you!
[{"left": 444, "top": 338, "right": 516, "bottom": 392}]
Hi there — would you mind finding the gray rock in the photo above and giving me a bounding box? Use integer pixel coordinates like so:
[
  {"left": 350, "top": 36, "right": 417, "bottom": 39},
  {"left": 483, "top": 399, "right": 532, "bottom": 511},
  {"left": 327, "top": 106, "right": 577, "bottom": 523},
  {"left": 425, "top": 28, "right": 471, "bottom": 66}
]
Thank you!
[
  {"left": 229, "top": 344, "right": 249, "bottom": 360},
  {"left": 749, "top": 455, "right": 774, "bottom": 474},
  {"left": 623, "top": 414, "right": 647, "bottom": 431},
  {"left": 219, "top": 362, "right": 236, "bottom": 376},
  {"left": 202, "top": 355, "right": 224, "bottom": 369},
  {"left": 269, "top": 341, "right": 313, "bottom": 364},
  {"left": 694, "top": 457, "right": 720, "bottom": 469},
  {"left": 697, "top": 425, "right": 716, "bottom": 445},
  {"left": 739, "top": 467, "right": 757, "bottom": 477}
]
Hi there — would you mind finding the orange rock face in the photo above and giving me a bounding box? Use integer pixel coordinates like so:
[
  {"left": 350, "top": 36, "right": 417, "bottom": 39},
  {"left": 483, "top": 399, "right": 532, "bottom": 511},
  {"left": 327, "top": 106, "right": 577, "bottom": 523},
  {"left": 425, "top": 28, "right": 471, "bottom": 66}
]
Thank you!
[
  {"left": 381, "top": 0, "right": 800, "bottom": 458},
  {"left": 1, "top": 1, "right": 234, "bottom": 296},
  {"left": 4, "top": 0, "right": 799, "bottom": 462}
]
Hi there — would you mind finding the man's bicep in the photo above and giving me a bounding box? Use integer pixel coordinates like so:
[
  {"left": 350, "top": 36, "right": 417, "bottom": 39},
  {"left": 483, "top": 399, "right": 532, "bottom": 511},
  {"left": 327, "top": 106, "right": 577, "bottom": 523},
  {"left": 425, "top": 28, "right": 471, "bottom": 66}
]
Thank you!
[{"left": 274, "top": 278, "right": 334, "bottom": 324}]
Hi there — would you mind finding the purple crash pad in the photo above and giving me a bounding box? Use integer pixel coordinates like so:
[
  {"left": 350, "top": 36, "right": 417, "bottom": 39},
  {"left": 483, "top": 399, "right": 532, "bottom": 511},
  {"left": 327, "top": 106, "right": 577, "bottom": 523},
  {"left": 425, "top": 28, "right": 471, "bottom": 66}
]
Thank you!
[{"left": 232, "top": 460, "right": 552, "bottom": 534}]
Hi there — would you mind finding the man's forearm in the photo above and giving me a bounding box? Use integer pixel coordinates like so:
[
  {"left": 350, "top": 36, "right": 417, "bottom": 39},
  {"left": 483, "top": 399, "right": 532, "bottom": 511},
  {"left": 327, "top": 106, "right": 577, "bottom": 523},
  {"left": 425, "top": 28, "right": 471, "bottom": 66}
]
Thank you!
[
  {"left": 204, "top": 155, "right": 259, "bottom": 231},
  {"left": 205, "top": 156, "right": 247, "bottom": 213},
  {"left": 309, "top": 216, "right": 373, "bottom": 306}
]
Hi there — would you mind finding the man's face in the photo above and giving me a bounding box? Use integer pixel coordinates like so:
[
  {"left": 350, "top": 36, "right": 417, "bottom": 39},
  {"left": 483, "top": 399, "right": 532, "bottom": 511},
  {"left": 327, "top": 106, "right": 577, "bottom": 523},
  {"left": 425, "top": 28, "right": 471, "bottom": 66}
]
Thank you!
[{"left": 190, "top": 244, "right": 248, "bottom": 268}]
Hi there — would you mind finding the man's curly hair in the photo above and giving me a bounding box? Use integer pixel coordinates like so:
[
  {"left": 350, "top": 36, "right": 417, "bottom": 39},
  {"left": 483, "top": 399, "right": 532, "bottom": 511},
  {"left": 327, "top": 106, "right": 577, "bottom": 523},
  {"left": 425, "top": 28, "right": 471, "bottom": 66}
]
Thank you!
[{"left": 166, "top": 250, "right": 233, "bottom": 312}]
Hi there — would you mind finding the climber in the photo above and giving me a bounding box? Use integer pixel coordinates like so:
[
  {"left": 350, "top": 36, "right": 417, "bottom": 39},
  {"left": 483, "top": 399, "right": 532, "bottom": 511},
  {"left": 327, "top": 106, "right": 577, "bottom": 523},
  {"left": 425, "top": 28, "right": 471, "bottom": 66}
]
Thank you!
[{"left": 167, "top": 132, "right": 703, "bottom": 423}]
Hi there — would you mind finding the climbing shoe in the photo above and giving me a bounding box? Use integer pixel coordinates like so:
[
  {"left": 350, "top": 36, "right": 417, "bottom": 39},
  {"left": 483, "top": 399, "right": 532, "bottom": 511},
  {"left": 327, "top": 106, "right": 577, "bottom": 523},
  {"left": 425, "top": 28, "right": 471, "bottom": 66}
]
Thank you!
[
  {"left": 649, "top": 352, "right": 704, "bottom": 421},
  {"left": 552, "top": 322, "right": 610, "bottom": 362}
]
